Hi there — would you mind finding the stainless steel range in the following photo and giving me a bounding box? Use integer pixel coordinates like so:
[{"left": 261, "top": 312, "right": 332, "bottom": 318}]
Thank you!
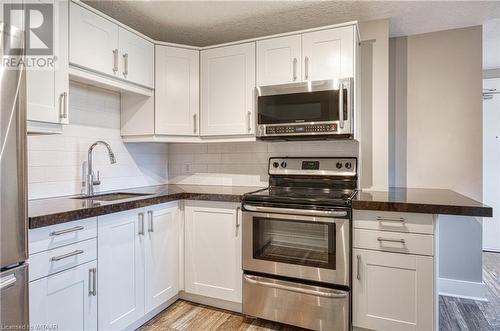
[{"left": 241, "top": 157, "right": 357, "bottom": 331}]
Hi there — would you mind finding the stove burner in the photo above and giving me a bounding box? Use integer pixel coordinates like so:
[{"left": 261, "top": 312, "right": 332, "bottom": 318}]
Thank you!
[{"left": 243, "top": 157, "right": 358, "bottom": 209}]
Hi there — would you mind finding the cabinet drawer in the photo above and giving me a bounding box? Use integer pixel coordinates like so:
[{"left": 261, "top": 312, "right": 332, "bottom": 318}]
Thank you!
[
  {"left": 354, "top": 210, "right": 433, "bottom": 234},
  {"left": 29, "top": 238, "right": 97, "bottom": 281},
  {"left": 354, "top": 229, "right": 433, "bottom": 256},
  {"left": 29, "top": 218, "right": 97, "bottom": 254}
]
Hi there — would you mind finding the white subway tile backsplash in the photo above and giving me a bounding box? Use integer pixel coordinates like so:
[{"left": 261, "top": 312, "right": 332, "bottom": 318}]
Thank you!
[
  {"left": 168, "top": 140, "right": 359, "bottom": 186},
  {"left": 28, "top": 82, "right": 168, "bottom": 200}
]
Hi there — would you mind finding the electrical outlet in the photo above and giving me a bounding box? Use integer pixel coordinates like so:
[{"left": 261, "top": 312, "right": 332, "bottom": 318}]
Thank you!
[{"left": 184, "top": 163, "right": 192, "bottom": 174}]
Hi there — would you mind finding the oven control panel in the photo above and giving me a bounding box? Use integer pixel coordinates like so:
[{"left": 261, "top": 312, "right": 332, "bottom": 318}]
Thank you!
[
  {"left": 269, "top": 157, "right": 357, "bottom": 177},
  {"left": 265, "top": 123, "right": 337, "bottom": 135}
]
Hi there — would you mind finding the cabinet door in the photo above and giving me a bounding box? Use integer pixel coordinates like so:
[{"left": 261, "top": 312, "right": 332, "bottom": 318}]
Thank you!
[
  {"left": 155, "top": 45, "right": 199, "bottom": 135},
  {"left": 27, "top": 0, "right": 68, "bottom": 124},
  {"left": 29, "top": 261, "right": 97, "bottom": 331},
  {"left": 256, "top": 35, "right": 302, "bottom": 86},
  {"left": 302, "top": 26, "right": 355, "bottom": 81},
  {"left": 200, "top": 42, "right": 255, "bottom": 136},
  {"left": 185, "top": 202, "right": 242, "bottom": 303},
  {"left": 69, "top": 2, "right": 118, "bottom": 77},
  {"left": 352, "top": 249, "right": 434, "bottom": 331},
  {"left": 145, "top": 203, "right": 180, "bottom": 313},
  {"left": 119, "top": 27, "right": 154, "bottom": 88},
  {"left": 98, "top": 209, "right": 145, "bottom": 330}
]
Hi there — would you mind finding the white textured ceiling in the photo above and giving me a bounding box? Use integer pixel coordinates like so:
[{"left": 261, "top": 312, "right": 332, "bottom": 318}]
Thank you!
[{"left": 83, "top": 1, "right": 500, "bottom": 47}]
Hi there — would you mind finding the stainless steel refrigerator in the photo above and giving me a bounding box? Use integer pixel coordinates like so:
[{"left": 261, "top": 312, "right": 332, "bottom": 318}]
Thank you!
[{"left": 0, "top": 16, "right": 29, "bottom": 329}]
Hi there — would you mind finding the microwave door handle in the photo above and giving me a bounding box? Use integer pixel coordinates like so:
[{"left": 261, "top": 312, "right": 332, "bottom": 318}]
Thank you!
[{"left": 338, "top": 81, "right": 344, "bottom": 129}]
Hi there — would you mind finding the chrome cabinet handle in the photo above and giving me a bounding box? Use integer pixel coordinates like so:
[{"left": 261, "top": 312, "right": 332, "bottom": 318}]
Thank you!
[
  {"left": 338, "top": 81, "right": 344, "bottom": 129},
  {"left": 304, "top": 56, "right": 309, "bottom": 80},
  {"left": 63, "top": 92, "right": 68, "bottom": 119},
  {"left": 123, "top": 53, "right": 129, "bottom": 77},
  {"left": 50, "top": 249, "right": 84, "bottom": 262},
  {"left": 138, "top": 212, "right": 145, "bottom": 235},
  {"left": 292, "top": 58, "right": 297, "bottom": 81},
  {"left": 88, "top": 268, "right": 97, "bottom": 296},
  {"left": 193, "top": 114, "right": 197, "bottom": 134},
  {"left": 244, "top": 274, "right": 347, "bottom": 299},
  {"left": 356, "top": 255, "right": 361, "bottom": 280},
  {"left": 377, "top": 237, "right": 406, "bottom": 244},
  {"left": 0, "top": 275, "right": 16, "bottom": 290},
  {"left": 147, "top": 210, "right": 154, "bottom": 233},
  {"left": 112, "top": 49, "right": 118, "bottom": 73},
  {"left": 243, "top": 204, "right": 347, "bottom": 218},
  {"left": 59, "top": 92, "right": 64, "bottom": 119},
  {"left": 376, "top": 216, "right": 405, "bottom": 223},
  {"left": 235, "top": 207, "right": 241, "bottom": 237},
  {"left": 247, "top": 111, "right": 252, "bottom": 132},
  {"left": 50, "top": 226, "right": 84, "bottom": 236}
]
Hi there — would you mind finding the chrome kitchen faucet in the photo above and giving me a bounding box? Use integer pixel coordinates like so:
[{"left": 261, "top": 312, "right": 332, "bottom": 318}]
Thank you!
[{"left": 84, "top": 141, "right": 116, "bottom": 196}]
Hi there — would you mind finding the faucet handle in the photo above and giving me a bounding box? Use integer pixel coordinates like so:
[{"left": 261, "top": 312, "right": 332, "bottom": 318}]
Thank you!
[{"left": 93, "top": 171, "right": 101, "bottom": 186}]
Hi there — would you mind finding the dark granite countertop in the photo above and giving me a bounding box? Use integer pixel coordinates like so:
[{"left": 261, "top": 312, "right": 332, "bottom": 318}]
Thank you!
[
  {"left": 29, "top": 185, "right": 492, "bottom": 229},
  {"left": 352, "top": 188, "right": 492, "bottom": 217},
  {"left": 28, "top": 184, "right": 263, "bottom": 229}
]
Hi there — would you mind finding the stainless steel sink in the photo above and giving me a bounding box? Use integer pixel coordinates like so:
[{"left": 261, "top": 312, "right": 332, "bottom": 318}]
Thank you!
[{"left": 72, "top": 192, "right": 151, "bottom": 202}]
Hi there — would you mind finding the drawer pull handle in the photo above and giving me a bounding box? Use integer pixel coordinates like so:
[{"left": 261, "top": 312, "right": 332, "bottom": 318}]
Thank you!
[
  {"left": 377, "top": 237, "right": 406, "bottom": 244},
  {"left": 244, "top": 274, "right": 347, "bottom": 299},
  {"left": 50, "top": 226, "right": 84, "bottom": 236},
  {"left": 376, "top": 216, "right": 405, "bottom": 223},
  {"left": 50, "top": 250, "right": 84, "bottom": 262}
]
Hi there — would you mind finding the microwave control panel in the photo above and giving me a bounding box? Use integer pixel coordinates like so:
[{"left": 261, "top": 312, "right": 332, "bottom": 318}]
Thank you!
[{"left": 265, "top": 123, "right": 337, "bottom": 135}]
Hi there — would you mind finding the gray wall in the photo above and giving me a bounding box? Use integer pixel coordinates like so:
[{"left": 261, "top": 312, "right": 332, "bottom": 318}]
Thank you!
[{"left": 389, "top": 26, "right": 483, "bottom": 283}]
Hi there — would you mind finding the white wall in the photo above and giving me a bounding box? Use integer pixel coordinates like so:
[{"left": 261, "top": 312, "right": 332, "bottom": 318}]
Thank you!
[
  {"left": 168, "top": 140, "right": 359, "bottom": 186},
  {"left": 358, "top": 19, "right": 390, "bottom": 190},
  {"left": 389, "top": 26, "right": 484, "bottom": 295},
  {"left": 28, "top": 82, "right": 169, "bottom": 199}
]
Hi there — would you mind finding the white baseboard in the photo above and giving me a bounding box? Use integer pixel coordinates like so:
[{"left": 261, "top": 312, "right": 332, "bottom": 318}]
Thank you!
[
  {"left": 439, "top": 277, "right": 488, "bottom": 301},
  {"left": 179, "top": 291, "right": 242, "bottom": 313}
]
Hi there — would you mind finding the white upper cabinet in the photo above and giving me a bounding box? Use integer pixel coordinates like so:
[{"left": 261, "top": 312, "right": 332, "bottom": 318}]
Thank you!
[
  {"left": 302, "top": 25, "right": 355, "bottom": 81},
  {"left": 184, "top": 202, "right": 242, "bottom": 303},
  {"left": 155, "top": 45, "right": 199, "bottom": 136},
  {"left": 256, "top": 35, "right": 302, "bottom": 86},
  {"left": 69, "top": 3, "right": 153, "bottom": 88},
  {"left": 118, "top": 27, "right": 154, "bottom": 88},
  {"left": 27, "top": 0, "right": 69, "bottom": 126},
  {"left": 69, "top": 2, "right": 119, "bottom": 77},
  {"left": 144, "top": 203, "right": 180, "bottom": 313},
  {"left": 200, "top": 42, "right": 255, "bottom": 136}
]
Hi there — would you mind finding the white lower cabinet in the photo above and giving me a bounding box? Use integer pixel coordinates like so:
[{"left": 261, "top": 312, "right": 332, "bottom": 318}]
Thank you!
[
  {"left": 98, "top": 208, "right": 145, "bottom": 330},
  {"left": 145, "top": 203, "right": 180, "bottom": 313},
  {"left": 184, "top": 201, "right": 242, "bottom": 303},
  {"left": 98, "top": 202, "right": 180, "bottom": 330},
  {"left": 29, "top": 260, "right": 97, "bottom": 331},
  {"left": 352, "top": 249, "right": 434, "bottom": 331}
]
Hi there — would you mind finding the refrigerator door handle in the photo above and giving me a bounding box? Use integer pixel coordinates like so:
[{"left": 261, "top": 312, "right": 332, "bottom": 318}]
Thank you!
[{"left": 0, "top": 274, "right": 17, "bottom": 290}]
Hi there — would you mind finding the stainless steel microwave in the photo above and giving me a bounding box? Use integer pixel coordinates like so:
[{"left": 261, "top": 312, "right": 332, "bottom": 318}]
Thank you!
[{"left": 256, "top": 78, "right": 354, "bottom": 140}]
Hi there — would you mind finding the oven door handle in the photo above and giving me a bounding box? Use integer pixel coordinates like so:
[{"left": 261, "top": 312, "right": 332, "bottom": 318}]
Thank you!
[
  {"left": 243, "top": 204, "right": 347, "bottom": 218},
  {"left": 244, "top": 274, "right": 347, "bottom": 299}
]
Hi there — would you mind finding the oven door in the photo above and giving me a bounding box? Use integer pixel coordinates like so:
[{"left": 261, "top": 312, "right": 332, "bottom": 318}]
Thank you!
[
  {"left": 256, "top": 78, "right": 353, "bottom": 137},
  {"left": 242, "top": 207, "right": 350, "bottom": 286}
]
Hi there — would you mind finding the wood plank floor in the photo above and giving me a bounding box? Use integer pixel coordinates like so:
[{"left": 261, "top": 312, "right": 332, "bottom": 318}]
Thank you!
[
  {"left": 138, "top": 252, "right": 500, "bottom": 331},
  {"left": 440, "top": 252, "right": 500, "bottom": 331}
]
